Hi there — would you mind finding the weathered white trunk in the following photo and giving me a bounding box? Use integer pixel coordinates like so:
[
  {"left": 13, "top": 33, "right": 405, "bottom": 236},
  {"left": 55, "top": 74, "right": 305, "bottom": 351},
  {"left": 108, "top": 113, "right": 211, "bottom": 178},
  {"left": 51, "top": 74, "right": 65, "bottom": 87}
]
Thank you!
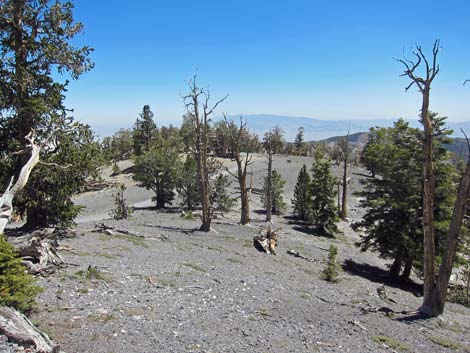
[
  {"left": 0, "top": 306, "right": 58, "bottom": 353},
  {"left": 0, "top": 133, "right": 41, "bottom": 234}
]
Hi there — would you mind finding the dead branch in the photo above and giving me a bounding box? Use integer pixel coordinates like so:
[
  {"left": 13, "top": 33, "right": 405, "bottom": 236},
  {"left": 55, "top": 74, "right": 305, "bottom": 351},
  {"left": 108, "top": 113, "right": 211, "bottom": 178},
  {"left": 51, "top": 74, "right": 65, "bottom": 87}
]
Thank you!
[
  {"left": 0, "top": 306, "right": 59, "bottom": 353},
  {"left": 93, "top": 223, "right": 144, "bottom": 238},
  {"left": 287, "top": 249, "right": 317, "bottom": 262}
]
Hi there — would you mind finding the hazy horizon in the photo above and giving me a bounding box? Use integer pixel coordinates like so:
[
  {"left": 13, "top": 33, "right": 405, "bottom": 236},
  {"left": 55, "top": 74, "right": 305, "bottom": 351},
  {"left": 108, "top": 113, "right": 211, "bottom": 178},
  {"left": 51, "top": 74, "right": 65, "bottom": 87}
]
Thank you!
[{"left": 61, "top": 0, "right": 470, "bottom": 131}]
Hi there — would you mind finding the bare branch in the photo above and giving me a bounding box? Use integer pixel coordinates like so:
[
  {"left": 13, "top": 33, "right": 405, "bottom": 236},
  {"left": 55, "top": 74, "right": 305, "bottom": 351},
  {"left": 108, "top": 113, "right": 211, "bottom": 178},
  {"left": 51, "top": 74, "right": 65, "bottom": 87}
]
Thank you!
[
  {"left": 461, "top": 129, "right": 470, "bottom": 161},
  {"left": 38, "top": 161, "right": 72, "bottom": 169}
]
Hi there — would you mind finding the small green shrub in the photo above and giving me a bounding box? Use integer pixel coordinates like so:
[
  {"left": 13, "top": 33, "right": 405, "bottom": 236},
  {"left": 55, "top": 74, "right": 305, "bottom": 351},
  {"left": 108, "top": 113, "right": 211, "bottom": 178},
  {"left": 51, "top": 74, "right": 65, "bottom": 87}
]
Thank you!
[
  {"left": 373, "top": 335, "right": 409, "bottom": 351},
  {"left": 109, "top": 184, "right": 132, "bottom": 220},
  {"left": 321, "top": 244, "right": 341, "bottom": 282},
  {"left": 0, "top": 234, "right": 41, "bottom": 312},
  {"left": 181, "top": 210, "right": 195, "bottom": 220}
]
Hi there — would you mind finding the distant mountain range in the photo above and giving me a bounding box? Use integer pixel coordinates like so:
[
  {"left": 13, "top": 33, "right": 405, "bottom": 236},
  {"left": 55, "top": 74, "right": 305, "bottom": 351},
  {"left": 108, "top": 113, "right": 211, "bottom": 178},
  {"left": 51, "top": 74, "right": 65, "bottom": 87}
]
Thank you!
[{"left": 223, "top": 114, "right": 470, "bottom": 142}]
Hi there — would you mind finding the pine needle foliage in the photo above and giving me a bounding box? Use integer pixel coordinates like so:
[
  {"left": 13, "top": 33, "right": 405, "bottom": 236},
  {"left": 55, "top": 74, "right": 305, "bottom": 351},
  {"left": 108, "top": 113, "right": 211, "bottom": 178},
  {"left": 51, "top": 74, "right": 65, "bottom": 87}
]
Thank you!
[
  {"left": 321, "top": 244, "right": 341, "bottom": 283},
  {"left": 0, "top": 235, "right": 41, "bottom": 312},
  {"left": 292, "top": 164, "right": 311, "bottom": 220}
]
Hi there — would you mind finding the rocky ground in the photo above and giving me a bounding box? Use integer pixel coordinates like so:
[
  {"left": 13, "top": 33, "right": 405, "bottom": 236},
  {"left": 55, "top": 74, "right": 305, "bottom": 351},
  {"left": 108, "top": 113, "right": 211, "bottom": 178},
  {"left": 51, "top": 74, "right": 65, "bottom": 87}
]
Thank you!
[{"left": 6, "top": 155, "right": 470, "bottom": 353}]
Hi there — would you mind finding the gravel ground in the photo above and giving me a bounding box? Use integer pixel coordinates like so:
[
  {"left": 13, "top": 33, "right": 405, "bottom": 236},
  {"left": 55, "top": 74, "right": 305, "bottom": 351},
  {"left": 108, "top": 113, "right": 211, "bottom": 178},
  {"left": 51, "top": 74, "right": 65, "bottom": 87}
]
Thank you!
[{"left": 7, "top": 156, "right": 470, "bottom": 353}]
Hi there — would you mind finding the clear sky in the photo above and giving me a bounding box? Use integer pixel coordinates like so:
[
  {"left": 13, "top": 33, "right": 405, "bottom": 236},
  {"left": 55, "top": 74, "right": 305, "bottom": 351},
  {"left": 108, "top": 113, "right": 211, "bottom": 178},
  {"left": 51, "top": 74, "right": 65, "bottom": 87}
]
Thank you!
[{"left": 64, "top": 0, "right": 470, "bottom": 134}]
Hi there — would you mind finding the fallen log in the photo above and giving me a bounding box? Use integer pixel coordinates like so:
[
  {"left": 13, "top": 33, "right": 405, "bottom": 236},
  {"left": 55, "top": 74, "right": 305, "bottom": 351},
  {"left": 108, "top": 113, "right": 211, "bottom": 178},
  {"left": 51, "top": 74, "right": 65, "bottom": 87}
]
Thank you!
[
  {"left": 0, "top": 306, "right": 59, "bottom": 353},
  {"left": 93, "top": 223, "right": 144, "bottom": 238},
  {"left": 7, "top": 230, "right": 64, "bottom": 276},
  {"left": 82, "top": 179, "right": 119, "bottom": 192},
  {"left": 287, "top": 249, "right": 317, "bottom": 262}
]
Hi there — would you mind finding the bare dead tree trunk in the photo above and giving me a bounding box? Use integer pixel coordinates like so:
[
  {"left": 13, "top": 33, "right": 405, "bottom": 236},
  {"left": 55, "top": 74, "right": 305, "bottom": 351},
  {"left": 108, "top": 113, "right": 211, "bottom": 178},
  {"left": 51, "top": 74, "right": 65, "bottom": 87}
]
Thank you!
[
  {"left": 266, "top": 135, "right": 273, "bottom": 223},
  {"left": 427, "top": 150, "right": 470, "bottom": 315},
  {"left": 223, "top": 116, "right": 257, "bottom": 225},
  {"left": 239, "top": 163, "right": 250, "bottom": 225},
  {"left": 398, "top": 40, "right": 470, "bottom": 316},
  {"left": 183, "top": 76, "right": 227, "bottom": 232},
  {"left": 0, "top": 132, "right": 41, "bottom": 234},
  {"left": 420, "top": 89, "right": 437, "bottom": 311},
  {"left": 341, "top": 126, "right": 350, "bottom": 219}
]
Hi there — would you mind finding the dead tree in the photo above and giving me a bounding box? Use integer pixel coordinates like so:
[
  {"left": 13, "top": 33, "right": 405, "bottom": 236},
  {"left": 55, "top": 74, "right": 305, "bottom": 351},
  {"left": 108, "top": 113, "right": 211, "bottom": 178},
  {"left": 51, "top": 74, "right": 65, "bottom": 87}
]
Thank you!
[
  {"left": 223, "top": 115, "right": 258, "bottom": 225},
  {"left": 264, "top": 131, "right": 274, "bottom": 223},
  {"left": 183, "top": 75, "right": 227, "bottom": 232},
  {"left": 399, "top": 40, "right": 470, "bottom": 316},
  {"left": 340, "top": 126, "right": 350, "bottom": 219}
]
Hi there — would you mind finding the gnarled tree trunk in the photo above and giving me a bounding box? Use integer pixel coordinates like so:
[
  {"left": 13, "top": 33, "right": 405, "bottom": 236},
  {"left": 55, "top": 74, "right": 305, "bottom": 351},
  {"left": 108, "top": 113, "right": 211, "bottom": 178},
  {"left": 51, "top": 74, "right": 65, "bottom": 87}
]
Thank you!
[{"left": 0, "top": 132, "right": 41, "bottom": 234}]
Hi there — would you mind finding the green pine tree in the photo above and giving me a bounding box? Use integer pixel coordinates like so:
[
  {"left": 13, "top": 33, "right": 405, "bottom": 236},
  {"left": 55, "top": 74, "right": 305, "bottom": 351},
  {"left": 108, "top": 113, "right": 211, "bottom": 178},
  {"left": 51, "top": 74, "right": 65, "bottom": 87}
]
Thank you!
[
  {"left": 176, "top": 157, "right": 200, "bottom": 211},
  {"left": 133, "top": 146, "right": 180, "bottom": 209},
  {"left": 0, "top": 235, "right": 41, "bottom": 312},
  {"left": 0, "top": 0, "right": 94, "bottom": 229},
  {"left": 262, "top": 169, "right": 286, "bottom": 215},
  {"left": 133, "top": 105, "right": 157, "bottom": 156},
  {"left": 321, "top": 244, "right": 341, "bottom": 282},
  {"left": 294, "top": 127, "right": 306, "bottom": 156},
  {"left": 308, "top": 151, "right": 338, "bottom": 234},
  {"left": 354, "top": 116, "right": 457, "bottom": 280},
  {"left": 292, "top": 164, "right": 311, "bottom": 220},
  {"left": 210, "top": 174, "right": 235, "bottom": 213},
  {"left": 110, "top": 184, "right": 132, "bottom": 220}
]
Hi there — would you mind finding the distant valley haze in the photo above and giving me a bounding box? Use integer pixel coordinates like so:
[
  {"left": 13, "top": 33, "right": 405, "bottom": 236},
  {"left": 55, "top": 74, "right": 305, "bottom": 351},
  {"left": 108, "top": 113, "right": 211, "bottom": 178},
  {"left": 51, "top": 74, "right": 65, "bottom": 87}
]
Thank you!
[{"left": 86, "top": 114, "right": 470, "bottom": 142}]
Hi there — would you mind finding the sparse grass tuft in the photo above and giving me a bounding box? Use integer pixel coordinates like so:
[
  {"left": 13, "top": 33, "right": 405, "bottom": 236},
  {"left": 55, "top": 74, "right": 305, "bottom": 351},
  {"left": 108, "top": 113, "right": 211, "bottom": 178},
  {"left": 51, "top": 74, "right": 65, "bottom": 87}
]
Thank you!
[
  {"left": 88, "top": 313, "right": 115, "bottom": 323},
  {"left": 95, "top": 252, "right": 121, "bottom": 260},
  {"left": 373, "top": 335, "right": 409, "bottom": 351},
  {"left": 183, "top": 263, "right": 207, "bottom": 273},
  {"left": 242, "top": 240, "right": 253, "bottom": 248},
  {"left": 75, "top": 266, "right": 112, "bottom": 283},
  {"left": 429, "top": 336, "right": 469, "bottom": 351}
]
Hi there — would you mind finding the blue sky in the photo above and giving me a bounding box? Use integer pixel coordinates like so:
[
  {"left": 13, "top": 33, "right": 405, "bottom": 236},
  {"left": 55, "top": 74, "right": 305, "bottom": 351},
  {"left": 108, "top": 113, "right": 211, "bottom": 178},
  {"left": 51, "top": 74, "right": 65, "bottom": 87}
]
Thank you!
[{"left": 64, "top": 0, "right": 470, "bottom": 134}]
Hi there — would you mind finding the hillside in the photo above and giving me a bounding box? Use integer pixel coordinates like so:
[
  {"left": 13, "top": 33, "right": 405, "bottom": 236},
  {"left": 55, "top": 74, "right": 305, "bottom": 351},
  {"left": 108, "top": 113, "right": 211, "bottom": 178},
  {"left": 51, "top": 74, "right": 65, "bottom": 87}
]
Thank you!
[{"left": 21, "top": 155, "right": 470, "bottom": 353}]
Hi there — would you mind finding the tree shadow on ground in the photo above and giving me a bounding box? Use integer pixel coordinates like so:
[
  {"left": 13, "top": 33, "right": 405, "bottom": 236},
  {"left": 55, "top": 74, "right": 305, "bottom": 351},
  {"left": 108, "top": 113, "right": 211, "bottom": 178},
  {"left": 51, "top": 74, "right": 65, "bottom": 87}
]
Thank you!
[
  {"left": 292, "top": 224, "right": 335, "bottom": 239},
  {"left": 121, "top": 165, "right": 137, "bottom": 174},
  {"left": 394, "top": 312, "right": 430, "bottom": 323},
  {"left": 133, "top": 206, "right": 181, "bottom": 213},
  {"left": 283, "top": 215, "right": 304, "bottom": 226},
  {"left": 141, "top": 223, "right": 195, "bottom": 235},
  {"left": 342, "top": 259, "right": 423, "bottom": 297},
  {"left": 352, "top": 171, "right": 374, "bottom": 179}
]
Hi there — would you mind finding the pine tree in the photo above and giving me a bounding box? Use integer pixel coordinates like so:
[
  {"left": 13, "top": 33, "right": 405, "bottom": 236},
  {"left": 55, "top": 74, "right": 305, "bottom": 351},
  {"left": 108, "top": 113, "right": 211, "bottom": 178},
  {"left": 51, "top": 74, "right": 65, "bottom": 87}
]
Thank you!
[
  {"left": 353, "top": 117, "right": 456, "bottom": 281},
  {"left": 0, "top": 234, "right": 41, "bottom": 312},
  {"left": 110, "top": 184, "right": 132, "bottom": 220},
  {"left": 17, "top": 124, "right": 102, "bottom": 229},
  {"left": 210, "top": 174, "right": 235, "bottom": 214},
  {"left": 176, "top": 157, "right": 200, "bottom": 211},
  {"left": 294, "top": 127, "right": 306, "bottom": 156},
  {"left": 133, "top": 146, "right": 180, "bottom": 209},
  {"left": 262, "top": 169, "right": 286, "bottom": 215},
  {"left": 0, "top": 0, "right": 94, "bottom": 229},
  {"left": 133, "top": 105, "right": 157, "bottom": 156},
  {"left": 321, "top": 244, "right": 341, "bottom": 282},
  {"left": 292, "top": 164, "right": 311, "bottom": 220},
  {"left": 308, "top": 151, "right": 338, "bottom": 234}
]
